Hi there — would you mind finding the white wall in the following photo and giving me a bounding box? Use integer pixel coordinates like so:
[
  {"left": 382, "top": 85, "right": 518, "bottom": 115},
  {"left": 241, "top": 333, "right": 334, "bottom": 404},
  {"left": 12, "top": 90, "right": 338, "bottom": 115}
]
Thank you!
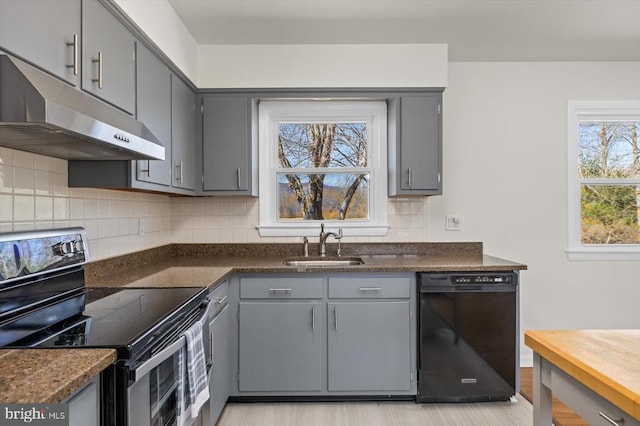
[
  {"left": 430, "top": 61, "right": 640, "bottom": 365},
  {"left": 114, "top": 0, "right": 199, "bottom": 82},
  {"left": 197, "top": 44, "right": 447, "bottom": 88}
]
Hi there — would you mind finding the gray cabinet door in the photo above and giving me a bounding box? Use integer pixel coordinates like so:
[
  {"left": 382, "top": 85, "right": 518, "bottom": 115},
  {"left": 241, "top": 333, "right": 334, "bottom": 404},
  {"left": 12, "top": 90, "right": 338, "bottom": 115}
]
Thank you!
[
  {"left": 171, "top": 77, "right": 196, "bottom": 190},
  {"left": 66, "top": 376, "right": 99, "bottom": 426},
  {"left": 135, "top": 44, "right": 171, "bottom": 186},
  {"left": 327, "top": 301, "right": 411, "bottom": 391},
  {"left": 202, "top": 95, "right": 251, "bottom": 192},
  {"left": 82, "top": 0, "right": 135, "bottom": 114},
  {"left": 400, "top": 95, "right": 441, "bottom": 192},
  {"left": 208, "top": 306, "right": 230, "bottom": 424},
  {"left": 0, "top": 0, "right": 81, "bottom": 86},
  {"left": 238, "top": 301, "right": 323, "bottom": 391}
]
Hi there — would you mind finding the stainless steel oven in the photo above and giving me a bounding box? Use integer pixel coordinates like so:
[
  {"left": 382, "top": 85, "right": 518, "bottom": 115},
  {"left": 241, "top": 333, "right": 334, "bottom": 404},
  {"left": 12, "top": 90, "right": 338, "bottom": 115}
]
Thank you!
[
  {"left": 1, "top": 228, "right": 210, "bottom": 426},
  {"left": 417, "top": 272, "right": 519, "bottom": 403},
  {"left": 128, "top": 300, "right": 210, "bottom": 426}
]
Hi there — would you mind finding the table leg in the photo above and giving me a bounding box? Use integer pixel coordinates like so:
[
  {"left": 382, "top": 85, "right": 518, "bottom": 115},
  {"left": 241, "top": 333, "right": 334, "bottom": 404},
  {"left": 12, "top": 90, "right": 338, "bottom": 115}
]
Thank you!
[{"left": 533, "top": 352, "right": 553, "bottom": 425}]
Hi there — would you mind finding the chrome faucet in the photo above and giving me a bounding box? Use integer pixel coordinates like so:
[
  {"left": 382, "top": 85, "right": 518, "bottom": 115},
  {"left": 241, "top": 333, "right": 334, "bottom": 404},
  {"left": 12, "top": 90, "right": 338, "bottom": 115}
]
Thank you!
[
  {"left": 318, "top": 223, "right": 343, "bottom": 257},
  {"left": 302, "top": 236, "right": 309, "bottom": 257}
]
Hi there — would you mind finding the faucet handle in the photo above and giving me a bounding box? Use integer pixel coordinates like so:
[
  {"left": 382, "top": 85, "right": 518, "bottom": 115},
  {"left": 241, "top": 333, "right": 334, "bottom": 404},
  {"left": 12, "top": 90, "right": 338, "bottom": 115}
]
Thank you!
[{"left": 336, "top": 229, "right": 343, "bottom": 239}]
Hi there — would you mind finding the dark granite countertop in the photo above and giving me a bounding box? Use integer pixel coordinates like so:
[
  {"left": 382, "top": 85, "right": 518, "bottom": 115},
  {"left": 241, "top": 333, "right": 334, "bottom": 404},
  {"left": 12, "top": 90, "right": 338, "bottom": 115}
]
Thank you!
[{"left": 85, "top": 242, "right": 527, "bottom": 289}]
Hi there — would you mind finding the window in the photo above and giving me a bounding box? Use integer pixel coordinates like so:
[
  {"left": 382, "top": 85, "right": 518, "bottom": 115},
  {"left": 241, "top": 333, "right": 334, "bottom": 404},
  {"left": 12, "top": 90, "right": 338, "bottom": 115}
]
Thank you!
[
  {"left": 258, "top": 100, "right": 388, "bottom": 237},
  {"left": 567, "top": 101, "right": 640, "bottom": 260}
]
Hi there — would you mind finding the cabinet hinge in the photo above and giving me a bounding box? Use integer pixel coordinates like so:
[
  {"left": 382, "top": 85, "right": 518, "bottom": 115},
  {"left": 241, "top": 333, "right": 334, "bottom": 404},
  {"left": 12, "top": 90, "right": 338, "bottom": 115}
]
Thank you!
[
  {"left": 437, "top": 103, "right": 441, "bottom": 114},
  {"left": 200, "top": 104, "right": 204, "bottom": 114}
]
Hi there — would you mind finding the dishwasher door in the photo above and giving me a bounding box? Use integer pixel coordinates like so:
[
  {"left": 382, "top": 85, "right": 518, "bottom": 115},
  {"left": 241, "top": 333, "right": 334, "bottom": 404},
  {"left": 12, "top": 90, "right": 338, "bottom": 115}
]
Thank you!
[{"left": 417, "top": 272, "right": 517, "bottom": 402}]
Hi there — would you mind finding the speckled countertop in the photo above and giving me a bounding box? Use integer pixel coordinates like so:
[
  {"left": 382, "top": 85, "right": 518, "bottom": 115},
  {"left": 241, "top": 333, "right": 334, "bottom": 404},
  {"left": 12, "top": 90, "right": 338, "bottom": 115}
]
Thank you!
[
  {"left": 0, "top": 349, "right": 116, "bottom": 403},
  {"left": 85, "top": 242, "right": 527, "bottom": 288},
  {"left": 2, "top": 242, "right": 525, "bottom": 404}
]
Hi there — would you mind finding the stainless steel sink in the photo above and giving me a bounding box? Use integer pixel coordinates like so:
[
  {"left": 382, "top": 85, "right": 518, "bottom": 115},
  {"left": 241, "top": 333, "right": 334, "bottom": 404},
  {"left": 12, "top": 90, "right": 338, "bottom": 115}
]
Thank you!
[{"left": 283, "top": 257, "right": 364, "bottom": 267}]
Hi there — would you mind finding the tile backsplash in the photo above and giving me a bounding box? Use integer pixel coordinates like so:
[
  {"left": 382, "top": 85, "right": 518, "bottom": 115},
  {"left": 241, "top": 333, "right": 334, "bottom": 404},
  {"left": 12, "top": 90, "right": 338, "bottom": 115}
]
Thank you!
[{"left": 0, "top": 147, "right": 428, "bottom": 260}]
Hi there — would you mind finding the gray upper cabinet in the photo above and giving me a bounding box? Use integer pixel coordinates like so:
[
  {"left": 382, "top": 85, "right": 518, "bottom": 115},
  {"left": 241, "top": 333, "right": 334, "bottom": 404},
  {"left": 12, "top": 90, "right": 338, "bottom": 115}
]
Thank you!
[
  {"left": 136, "top": 43, "right": 172, "bottom": 187},
  {"left": 0, "top": 0, "right": 81, "bottom": 86},
  {"left": 238, "top": 301, "right": 324, "bottom": 392},
  {"left": 202, "top": 94, "right": 257, "bottom": 195},
  {"left": 82, "top": 0, "right": 135, "bottom": 114},
  {"left": 172, "top": 77, "right": 197, "bottom": 190},
  {"left": 388, "top": 92, "right": 443, "bottom": 196}
]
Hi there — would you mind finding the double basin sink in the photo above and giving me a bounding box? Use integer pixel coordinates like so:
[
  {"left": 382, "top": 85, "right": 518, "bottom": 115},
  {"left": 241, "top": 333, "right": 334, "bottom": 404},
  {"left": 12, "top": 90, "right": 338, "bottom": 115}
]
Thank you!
[{"left": 283, "top": 256, "right": 364, "bottom": 267}]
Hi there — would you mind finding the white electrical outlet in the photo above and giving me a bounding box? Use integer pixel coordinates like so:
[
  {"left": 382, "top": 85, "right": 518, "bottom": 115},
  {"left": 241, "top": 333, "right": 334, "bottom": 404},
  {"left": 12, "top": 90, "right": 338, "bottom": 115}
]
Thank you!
[
  {"left": 138, "top": 218, "right": 145, "bottom": 236},
  {"left": 445, "top": 215, "right": 462, "bottom": 231}
]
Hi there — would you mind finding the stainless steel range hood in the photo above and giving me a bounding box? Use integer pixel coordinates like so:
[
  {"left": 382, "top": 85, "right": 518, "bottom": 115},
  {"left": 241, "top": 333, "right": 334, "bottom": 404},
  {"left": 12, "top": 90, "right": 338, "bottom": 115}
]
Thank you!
[{"left": 0, "top": 55, "right": 165, "bottom": 160}]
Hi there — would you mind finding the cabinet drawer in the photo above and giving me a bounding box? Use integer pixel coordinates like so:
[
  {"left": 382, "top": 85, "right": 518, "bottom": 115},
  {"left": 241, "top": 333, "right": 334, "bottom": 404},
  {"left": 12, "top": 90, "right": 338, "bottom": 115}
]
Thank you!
[
  {"left": 328, "top": 277, "right": 411, "bottom": 299},
  {"left": 209, "top": 280, "right": 229, "bottom": 318},
  {"left": 240, "top": 277, "right": 323, "bottom": 299}
]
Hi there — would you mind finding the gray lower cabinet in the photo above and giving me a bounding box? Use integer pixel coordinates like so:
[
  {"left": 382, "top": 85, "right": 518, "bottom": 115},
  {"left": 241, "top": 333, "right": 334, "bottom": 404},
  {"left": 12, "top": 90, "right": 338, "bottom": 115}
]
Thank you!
[
  {"left": 172, "top": 77, "right": 197, "bottom": 190},
  {"left": 0, "top": 0, "right": 81, "bottom": 86},
  {"left": 201, "top": 94, "right": 257, "bottom": 195},
  {"left": 231, "top": 273, "right": 416, "bottom": 397},
  {"left": 327, "top": 301, "right": 412, "bottom": 391},
  {"left": 388, "top": 92, "right": 443, "bottom": 196},
  {"left": 238, "top": 301, "right": 324, "bottom": 391},
  {"left": 204, "top": 281, "right": 231, "bottom": 425},
  {"left": 66, "top": 375, "right": 100, "bottom": 426},
  {"left": 82, "top": 0, "right": 136, "bottom": 114}
]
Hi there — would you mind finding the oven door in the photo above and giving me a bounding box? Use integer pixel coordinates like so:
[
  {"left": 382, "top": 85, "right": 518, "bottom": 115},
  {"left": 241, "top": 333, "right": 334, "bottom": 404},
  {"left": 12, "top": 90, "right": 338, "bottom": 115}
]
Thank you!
[{"left": 127, "top": 302, "right": 210, "bottom": 426}]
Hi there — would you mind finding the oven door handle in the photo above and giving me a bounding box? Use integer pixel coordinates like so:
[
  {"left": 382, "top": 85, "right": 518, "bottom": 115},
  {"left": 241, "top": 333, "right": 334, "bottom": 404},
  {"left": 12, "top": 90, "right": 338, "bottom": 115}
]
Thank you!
[{"left": 131, "top": 300, "right": 211, "bottom": 382}]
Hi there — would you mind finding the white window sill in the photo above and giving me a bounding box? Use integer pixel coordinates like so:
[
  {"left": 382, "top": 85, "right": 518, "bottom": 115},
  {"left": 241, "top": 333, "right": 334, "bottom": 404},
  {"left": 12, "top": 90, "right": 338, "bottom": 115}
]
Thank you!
[
  {"left": 566, "top": 248, "right": 640, "bottom": 261},
  {"left": 257, "top": 224, "right": 390, "bottom": 238}
]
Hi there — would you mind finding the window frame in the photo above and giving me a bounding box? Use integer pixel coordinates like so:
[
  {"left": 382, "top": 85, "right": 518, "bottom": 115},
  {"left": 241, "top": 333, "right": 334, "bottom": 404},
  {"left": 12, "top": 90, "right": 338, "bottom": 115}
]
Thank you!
[
  {"left": 567, "top": 100, "right": 640, "bottom": 261},
  {"left": 257, "top": 100, "right": 389, "bottom": 237}
]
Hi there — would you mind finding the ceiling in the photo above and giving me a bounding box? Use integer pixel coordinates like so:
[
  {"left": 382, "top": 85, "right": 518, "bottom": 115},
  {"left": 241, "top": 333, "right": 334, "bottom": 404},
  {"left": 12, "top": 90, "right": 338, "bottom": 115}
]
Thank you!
[{"left": 166, "top": 0, "right": 640, "bottom": 62}]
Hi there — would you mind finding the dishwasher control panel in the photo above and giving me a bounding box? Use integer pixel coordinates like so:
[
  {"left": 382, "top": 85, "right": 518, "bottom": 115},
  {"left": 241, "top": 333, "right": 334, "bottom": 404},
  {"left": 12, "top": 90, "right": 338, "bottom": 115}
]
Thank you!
[
  {"left": 451, "top": 274, "right": 513, "bottom": 285},
  {"left": 419, "top": 272, "right": 517, "bottom": 289}
]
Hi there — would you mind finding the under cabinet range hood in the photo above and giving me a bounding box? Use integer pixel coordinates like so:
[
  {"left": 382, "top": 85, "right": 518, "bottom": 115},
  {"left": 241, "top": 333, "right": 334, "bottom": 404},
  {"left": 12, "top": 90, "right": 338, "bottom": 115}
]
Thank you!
[{"left": 0, "top": 55, "right": 164, "bottom": 160}]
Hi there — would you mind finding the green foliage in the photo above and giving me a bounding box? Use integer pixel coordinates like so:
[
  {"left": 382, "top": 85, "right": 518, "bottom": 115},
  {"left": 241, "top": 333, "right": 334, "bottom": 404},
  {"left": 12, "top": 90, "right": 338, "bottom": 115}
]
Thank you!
[{"left": 581, "top": 185, "right": 640, "bottom": 244}]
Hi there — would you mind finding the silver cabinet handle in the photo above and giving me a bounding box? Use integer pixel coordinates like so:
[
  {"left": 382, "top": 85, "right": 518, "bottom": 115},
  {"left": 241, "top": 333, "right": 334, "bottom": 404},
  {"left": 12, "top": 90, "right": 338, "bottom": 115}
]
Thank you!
[
  {"left": 334, "top": 306, "right": 338, "bottom": 330},
  {"left": 268, "top": 288, "right": 292, "bottom": 292},
  {"left": 359, "top": 287, "right": 382, "bottom": 292},
  {"left": 92, "top": 52, "right": 103, "bottom": 88},
  {"left": 408, "top": 167, "right": 412, "bottom": 188},
  {"left": 175, "top": 161, "right": 183, "bottom": 183},
  {"left": 438, "top": 172, "right": 441, "bottom": 184},
  {"left": 214, "top": 295, "right": 227, "bottom": 305},
  {"left": 236, "top": 167, "right": 241, "bottom": 189},
  {"left": 599, "top": 412, "right": 625, "bottom": 425},
  {"left": 66, "top": 34, "right": 79, "bottom": 75},
  {"left": 311, "top": 306, "right": 315, "bottom": 331},
  {"left": 139, "top": 160, "right": 151, "bottom": 177}
]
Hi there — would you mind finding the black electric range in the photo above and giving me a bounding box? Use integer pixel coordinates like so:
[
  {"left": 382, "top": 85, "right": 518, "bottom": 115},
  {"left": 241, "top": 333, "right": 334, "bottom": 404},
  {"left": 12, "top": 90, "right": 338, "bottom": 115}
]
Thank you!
[{"left": 0, "top": 227, "right": 210, "bottom": 425}]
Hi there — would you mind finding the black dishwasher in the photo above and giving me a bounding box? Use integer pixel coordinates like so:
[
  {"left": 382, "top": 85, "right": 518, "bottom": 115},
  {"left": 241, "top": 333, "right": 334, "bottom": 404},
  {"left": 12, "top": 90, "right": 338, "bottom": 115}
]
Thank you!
[{"left": 417, "top": 272, "right": 518, "bottom": 403}]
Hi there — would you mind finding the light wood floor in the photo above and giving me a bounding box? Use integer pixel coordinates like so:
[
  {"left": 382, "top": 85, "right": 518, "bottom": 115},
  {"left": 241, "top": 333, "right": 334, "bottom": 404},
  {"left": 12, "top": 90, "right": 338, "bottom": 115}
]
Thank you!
[{"left": 217, "top": 395, "right": 534, "bottom": 426}]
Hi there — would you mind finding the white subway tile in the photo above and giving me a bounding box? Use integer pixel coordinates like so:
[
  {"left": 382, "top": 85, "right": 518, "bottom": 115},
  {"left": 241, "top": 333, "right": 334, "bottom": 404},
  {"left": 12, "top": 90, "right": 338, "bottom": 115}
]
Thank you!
[
  {"left": 0, "top": 164, "right": 14, "bottom": 193},
  {"left": 0, "top": 194, "right": 12, "bottom": 221},
  {"left": 34, "top": 154, "right": 53, "bottom": 172},
  {"left": 0, "top": 147, "right": 14, "bottom": 165},
  {"left": 52, "top": 157, "right": 67, "bottom": 174},
  {"left": 13, "top": 167, "right": 35, "bottom": 194},
  {"left": 70, "top": 198, "right": 85, "bottom": 220},
  {"left": 35, "top": 196, "right": 53, "bottom": 221},
  {"left": 13, "top": 195, "right": 34, "bottom": 221},
  {"left": 35, "top": 170, "right": 53, "bottom": 195},
  {"left": 53, "top": 173, "right": 69, "bottom": 197},
  {"left": 53, "top": 197, "right": 69, "bottom": 220},
  {"left": 12, "top": 150, "right": 35, "bottom": 169}
]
